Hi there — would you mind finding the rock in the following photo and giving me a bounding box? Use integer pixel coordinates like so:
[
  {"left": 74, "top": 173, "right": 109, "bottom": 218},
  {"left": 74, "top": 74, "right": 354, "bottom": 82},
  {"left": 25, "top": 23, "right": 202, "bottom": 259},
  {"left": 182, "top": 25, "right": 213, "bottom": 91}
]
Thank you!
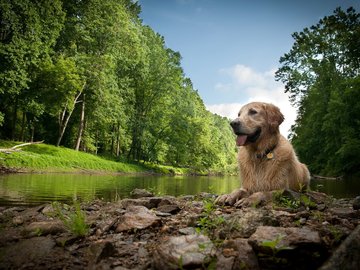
[
  {"left": 281, "top": 189, "right": 302, "bottom": 201},
  {"left": 307, "top": 191, "right": 329, "bottom": 204},
  {"left": 24, "top": 221, "right": 67, "bottom": 237},
  {"left": 156, "top": 204, "right": 181, "bottom": 214},
  {"left": 248, "top": 226, "right": 326, "bottom": 269},
  {"left": 352, "top": 196, "right": 360, "bottom": 210},
  {"left": 216, "top": 238, "right": 259, "bottom": 270},
  {"left": 12, "top": 215, "right": 24, "bottom": 225},
  {"left": 180, "top": 195, "right": 195, "bottom": 201},
  {"left": 249, "top": 226, "right": 322, "bottom": 252},
  {"left": 89, "top": 240, "right": 117, "bottom": 263},
  {"left": 179, "top": 227, "right": 197, "bottom": 235},
  {"left": 41, "top": 204, "right": 55, "bottom": 215},
  {"left": 96, "top": 217, "right": 118, "bottom": 234},
  {"left": 228, "top": 208, "right": 279, "bottom": 238},
  {"left": 154, "top": 211, "right": 172, "bottom": 217},
  {"left": 158, "top": 196, "right": 177, "bottom": 206},
  {"left": 319, "top": 225, "right": 360, "bottom": 270},
  {"left": 0, "top": 236, "right": 55, "bottom": 269},
  {"left": 329, "top": 208, "right": 359, "bottom": 219},
  {"left": 55, "top": 234, "right": 79, "bottom": 247},
  {"left": 119, "top": 198, "right": 152, "bottom": 209},
  {"left": 119, "top": 197, "right": 164, "bottom": 209},
  {"left": 130, "top": 188, "right": 154, "bottom": 199},
  {"left": 152, "top": 234, "right": 215, "bottom": 269},
  {"left": 115, "top": 205, "right": 160, "bottom": 232},
  {"left": 1, "top": 191, "right": 360, "bottom": 269}
]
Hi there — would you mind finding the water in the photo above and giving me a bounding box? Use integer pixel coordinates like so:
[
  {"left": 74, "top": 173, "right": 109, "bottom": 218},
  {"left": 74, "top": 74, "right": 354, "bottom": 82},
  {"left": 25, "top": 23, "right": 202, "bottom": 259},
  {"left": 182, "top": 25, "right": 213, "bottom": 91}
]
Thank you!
[
  {"left": 0, "top": 174, "right": 240, "bottom": 206},
  {"left": 0, "top": 173, "right": 359, "bottom": 206}
]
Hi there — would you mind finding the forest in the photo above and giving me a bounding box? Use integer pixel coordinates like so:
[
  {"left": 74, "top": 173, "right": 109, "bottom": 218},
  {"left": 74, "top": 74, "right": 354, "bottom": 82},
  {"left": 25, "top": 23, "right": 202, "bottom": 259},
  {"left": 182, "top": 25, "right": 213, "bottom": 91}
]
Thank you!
[
  {"left": 276, "top": 7, "right": 360, "bottom": 177},
  {"left": 0, "top": 0, "right": 237, "bottom": 173},
  {"left": 0, "top": 2, "right": 359, "bottom": 177}
]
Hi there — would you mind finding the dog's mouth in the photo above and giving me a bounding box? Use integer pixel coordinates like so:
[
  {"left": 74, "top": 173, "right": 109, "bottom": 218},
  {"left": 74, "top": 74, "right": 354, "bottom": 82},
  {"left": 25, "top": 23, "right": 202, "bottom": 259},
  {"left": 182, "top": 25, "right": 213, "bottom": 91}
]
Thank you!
[{"left": 235, "top": 128, "right": 261, "bottom": 146}]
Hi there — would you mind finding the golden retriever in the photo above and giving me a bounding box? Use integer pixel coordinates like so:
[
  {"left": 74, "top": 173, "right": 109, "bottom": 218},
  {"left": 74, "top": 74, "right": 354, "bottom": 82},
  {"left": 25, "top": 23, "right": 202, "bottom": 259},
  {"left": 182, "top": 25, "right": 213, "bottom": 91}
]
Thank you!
[{"left": 215, "top": 102, "right": 310, "bottom": 206}]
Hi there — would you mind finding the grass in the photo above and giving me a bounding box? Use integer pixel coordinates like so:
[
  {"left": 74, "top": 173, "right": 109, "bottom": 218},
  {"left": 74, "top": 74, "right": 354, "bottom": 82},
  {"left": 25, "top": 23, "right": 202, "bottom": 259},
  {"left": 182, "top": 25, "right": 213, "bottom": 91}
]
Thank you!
[
  {"left": 52, "top": 201, "right": 89, "bottom": 237},
  {"left": 196, "top": 199, "right": 225, "bottom": 236},
  {"left": 0, "top": 140, "right": 150, "bottom": 174},
  {"left": 0, "top": 140, "right": 226, "bottom": 175}
]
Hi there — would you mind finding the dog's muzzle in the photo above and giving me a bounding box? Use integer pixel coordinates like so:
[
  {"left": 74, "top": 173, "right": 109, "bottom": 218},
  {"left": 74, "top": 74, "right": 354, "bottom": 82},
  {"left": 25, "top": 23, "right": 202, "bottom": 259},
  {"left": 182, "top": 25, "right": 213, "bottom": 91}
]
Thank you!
[
  {"left": 230, "top": 119, "right": 261, "bottom": 146},
  {"left": 230, "top": 119, "right": 242, "bottom": 135}
]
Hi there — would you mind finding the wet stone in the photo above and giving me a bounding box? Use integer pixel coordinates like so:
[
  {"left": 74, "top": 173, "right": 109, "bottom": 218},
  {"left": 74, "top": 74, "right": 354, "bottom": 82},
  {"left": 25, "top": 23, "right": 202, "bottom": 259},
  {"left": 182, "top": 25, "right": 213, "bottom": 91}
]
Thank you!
[
  {"left": 152, "top": 234, "right": 215, "bottom": 269},
  {"left": 178, "top": 227, "right": 197, "bottom": 235},
  {"left": 130, "top": 188, "right": 154, "bottom": 199},
  {"left": 248, "top": 226, "right": 326, "bottom": 270},
  {"left": 88, "top": 240, "right": 117, "bottom": 264},
  {"left": 329, "top": 208, "right": 359, "bottom": 219},
  {"left": 115, "top": 205, "right": 160, "bottom": 232},
  {"left": 119, "top": 197, "right": 164, "bottom": 209},
  {"left": 24, "top": 221, "right": 67, "bottom": 237},
  {"left": 228, "top": 208, "right": 279, "bottom": 238},
  {"left": 156, "top": 204, "right": 181, "bottom": 214},
  {"left": 352, "top": 196, "right": 360, "bottom": 210},
  {"left": 12, "top": 215, "right": 24, "bottom": 225},
  {"left": 216, "top": 238, "right": 260, "bottom": 270}
]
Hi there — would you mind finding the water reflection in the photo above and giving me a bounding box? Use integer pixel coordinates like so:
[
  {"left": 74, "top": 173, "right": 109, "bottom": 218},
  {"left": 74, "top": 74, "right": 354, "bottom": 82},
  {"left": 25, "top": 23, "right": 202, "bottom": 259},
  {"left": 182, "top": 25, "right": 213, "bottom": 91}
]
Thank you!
[
  {"left": 310, "top": 176, "right": 360, "bottom": 199},
  {"left": 0, "top": 174, "right": 241, "bottom": 206},
  {"left": 0, "top": 173, "right": 359, "bottom": 206}
]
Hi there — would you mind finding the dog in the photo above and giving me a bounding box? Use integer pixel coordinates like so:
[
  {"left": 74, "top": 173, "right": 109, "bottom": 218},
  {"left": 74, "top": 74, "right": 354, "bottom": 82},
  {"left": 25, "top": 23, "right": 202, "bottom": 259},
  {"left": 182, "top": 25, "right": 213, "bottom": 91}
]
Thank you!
[{"left": 215, "top": 102, "right": 310, "bottom": 206}]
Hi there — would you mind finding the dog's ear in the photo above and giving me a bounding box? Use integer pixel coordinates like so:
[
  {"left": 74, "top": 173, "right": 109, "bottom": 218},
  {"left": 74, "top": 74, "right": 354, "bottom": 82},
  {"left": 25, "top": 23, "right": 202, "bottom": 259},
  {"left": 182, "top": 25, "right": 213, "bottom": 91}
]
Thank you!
[{"left": 265, "top": 103, "right": 284, "bottom": 130}]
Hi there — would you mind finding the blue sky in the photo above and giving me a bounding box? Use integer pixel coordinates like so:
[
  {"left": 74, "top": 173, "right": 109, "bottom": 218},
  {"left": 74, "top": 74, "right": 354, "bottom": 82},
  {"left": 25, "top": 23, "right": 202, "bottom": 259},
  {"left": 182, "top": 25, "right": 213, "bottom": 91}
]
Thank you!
[{"left": 138, "top": 0, "right": 360, "bottom": 135}]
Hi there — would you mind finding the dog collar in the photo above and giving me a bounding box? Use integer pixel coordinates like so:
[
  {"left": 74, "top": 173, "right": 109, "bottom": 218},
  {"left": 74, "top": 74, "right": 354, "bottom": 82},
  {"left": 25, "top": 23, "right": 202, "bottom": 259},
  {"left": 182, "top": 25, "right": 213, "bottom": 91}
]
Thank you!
[{"left": 256, "top": 144, "right": 277, "bottom": 160}]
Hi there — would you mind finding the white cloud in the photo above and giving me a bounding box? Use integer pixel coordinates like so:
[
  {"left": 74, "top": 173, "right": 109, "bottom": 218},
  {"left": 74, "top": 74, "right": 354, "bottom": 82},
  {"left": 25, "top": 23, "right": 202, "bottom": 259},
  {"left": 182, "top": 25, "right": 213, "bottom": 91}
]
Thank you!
[{"left": 207, "top": 64, "right": 296, "bottom": 137}]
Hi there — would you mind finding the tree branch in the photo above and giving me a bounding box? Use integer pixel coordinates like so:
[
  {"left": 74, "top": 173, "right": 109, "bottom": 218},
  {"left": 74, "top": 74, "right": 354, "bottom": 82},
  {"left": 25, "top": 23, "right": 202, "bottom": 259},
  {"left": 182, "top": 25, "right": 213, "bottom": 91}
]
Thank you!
[{"left": 0, "top": 141, "right": 44, "bottom": 153}]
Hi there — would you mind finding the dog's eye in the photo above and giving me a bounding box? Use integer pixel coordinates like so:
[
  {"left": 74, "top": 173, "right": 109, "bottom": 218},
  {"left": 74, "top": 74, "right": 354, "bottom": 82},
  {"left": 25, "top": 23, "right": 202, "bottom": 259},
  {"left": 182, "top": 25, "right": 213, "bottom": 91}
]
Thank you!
[{"left": 249, "top": 109, "right": 258, "bottom": 115}]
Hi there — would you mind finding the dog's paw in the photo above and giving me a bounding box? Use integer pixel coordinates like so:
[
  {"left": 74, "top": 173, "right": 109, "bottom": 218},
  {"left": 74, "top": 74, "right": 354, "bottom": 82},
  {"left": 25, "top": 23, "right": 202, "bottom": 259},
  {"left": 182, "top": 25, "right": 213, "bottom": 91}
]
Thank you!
[
  {"left": 234, "top": 191, "right": 272, "bottom": 208},
  {"left": 215, "top": 188, "right": 248, "bottom": 206}
]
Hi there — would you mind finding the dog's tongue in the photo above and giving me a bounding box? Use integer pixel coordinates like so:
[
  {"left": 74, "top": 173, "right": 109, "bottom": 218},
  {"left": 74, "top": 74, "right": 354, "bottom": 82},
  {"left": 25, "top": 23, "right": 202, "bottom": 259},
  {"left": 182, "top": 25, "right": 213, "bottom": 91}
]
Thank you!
[{"left": 236, "top": 135, "right": 247, "bottom": 146}]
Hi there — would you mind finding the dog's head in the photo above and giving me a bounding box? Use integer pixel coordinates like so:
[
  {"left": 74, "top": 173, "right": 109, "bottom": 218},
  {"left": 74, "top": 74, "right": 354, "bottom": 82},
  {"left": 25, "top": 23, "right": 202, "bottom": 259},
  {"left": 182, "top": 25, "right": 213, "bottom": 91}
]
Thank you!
[{"left": 230, "top": 102, "right": 284, "bottom": 146}]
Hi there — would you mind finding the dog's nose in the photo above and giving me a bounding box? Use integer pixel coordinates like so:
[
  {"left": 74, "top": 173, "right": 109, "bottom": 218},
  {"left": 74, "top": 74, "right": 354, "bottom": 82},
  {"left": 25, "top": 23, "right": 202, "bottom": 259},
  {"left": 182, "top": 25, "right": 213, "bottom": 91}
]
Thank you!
[{"left": 230, "top": 119, "right": 241, "bottom": 130}]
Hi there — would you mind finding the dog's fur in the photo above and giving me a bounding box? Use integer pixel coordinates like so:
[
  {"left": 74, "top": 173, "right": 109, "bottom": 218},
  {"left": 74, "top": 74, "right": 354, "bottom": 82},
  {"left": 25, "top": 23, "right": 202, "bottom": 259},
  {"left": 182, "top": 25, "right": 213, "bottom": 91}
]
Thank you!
[{"left": 216, "top": 102, "right": 310, "bottom": 206}]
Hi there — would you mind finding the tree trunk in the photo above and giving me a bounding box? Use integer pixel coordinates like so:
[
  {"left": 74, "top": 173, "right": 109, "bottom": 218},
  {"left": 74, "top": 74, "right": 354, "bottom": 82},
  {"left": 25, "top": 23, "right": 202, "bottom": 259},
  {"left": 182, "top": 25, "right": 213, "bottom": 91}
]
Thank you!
[
  {"left": 110, "top": 123, "right": 115, "bottom": 155},
  {"left": 30, "top": 122, "right": 35, "bottom": 143},
  {"left": 19, "top": 112, "right": 26, "bottom": 141},
  {"left": 74, "top": 94, "right": 85, "bottom": 151},
  {"left": 56, "top": 91, "right": 82, "bottom": 147},
  {"left": 116, "top": 122, "right": 120, "bottom": 157},
  {"left": 11, "top": 97, "right": 18, "bottom": 140}
]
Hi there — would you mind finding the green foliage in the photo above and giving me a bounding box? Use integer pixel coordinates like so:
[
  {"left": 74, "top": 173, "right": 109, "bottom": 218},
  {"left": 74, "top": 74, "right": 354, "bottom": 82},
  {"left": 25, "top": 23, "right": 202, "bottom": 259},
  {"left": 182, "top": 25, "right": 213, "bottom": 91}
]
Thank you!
[
  {"left": 272, "top": 190, "right": 316, "bottom": 209},
  {"left": 52, "top": 201, "right": 89, "bottom": 237},
  {"left": 272, "top": 191, "right": 301, "bottom": 209},
  {"left": 261, "top": 234, "right": 291, "bottom": 256},
  {"left": 276, "top": 7, "right": 360, "bottom": 177},
  {"left": 196, "top": 199, "right": 225, "bottom": 236},
  {"left": 0, "top": 0, "right": 237, "bottom": 174}
]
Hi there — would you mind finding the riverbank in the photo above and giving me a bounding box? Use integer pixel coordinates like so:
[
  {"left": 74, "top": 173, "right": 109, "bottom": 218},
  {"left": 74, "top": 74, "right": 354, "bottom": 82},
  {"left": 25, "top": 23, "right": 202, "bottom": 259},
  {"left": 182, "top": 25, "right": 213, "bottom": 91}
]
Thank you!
[
  {"left": 1, "top": 189, "right": 359, "bottom": 269},
  {"left": 0, "top": 140, "right": 211, "bottom": 176}
]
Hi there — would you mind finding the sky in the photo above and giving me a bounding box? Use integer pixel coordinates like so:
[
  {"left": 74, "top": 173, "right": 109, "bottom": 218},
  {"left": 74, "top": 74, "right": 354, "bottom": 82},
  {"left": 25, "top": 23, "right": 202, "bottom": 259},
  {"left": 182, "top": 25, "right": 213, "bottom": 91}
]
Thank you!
[{"left": 138, "top": 0, "right": 360, "bottom": 136}]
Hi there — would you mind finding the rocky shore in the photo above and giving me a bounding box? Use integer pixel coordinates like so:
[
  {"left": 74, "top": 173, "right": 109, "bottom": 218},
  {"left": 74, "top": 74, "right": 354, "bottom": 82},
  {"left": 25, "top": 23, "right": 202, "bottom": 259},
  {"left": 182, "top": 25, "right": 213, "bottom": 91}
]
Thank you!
[{"left": 0, "top": 189, "right": 359, "bottom": 269}]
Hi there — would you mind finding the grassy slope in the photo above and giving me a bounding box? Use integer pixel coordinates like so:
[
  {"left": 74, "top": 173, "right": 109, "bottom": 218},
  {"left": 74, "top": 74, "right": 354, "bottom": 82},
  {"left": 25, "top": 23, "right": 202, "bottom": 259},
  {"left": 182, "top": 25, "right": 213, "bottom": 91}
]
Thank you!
[
  {"left": 0, "top": 140, "right": 194, "bottom": 175},
  {"left": 0, "top": 141, "right": 145, "bottom": 173}
]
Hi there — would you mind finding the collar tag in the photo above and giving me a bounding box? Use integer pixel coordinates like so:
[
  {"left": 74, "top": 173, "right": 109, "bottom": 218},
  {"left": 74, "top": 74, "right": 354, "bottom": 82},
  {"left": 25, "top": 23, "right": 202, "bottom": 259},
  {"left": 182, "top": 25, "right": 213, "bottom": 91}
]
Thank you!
[{"left": 266, "top": 152, "right": 274, "bottom": 159}]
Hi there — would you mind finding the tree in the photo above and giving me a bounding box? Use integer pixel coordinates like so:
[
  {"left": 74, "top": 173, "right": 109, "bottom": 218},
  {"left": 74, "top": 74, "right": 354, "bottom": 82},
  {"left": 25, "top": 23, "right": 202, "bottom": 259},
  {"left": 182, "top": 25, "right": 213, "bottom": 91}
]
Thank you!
[
  {"left": 0, "top": 1, "right": 238, "bottom": 174},
  {"left": 276, "top": 7, "right": 360, "bottom": 176},
  {"left": 32, "top": 56, "right": 85, "bottom": 146},
  {"left": 0, "top": 0, "right": 65, "bottom": 139}
]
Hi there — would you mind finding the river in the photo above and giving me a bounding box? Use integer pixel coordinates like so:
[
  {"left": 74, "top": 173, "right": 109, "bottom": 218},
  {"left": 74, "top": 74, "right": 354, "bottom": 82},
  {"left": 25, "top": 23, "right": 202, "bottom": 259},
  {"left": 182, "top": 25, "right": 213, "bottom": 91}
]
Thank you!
[{"left": 0, "top": 173, "right": 359, "bottom": 206}]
